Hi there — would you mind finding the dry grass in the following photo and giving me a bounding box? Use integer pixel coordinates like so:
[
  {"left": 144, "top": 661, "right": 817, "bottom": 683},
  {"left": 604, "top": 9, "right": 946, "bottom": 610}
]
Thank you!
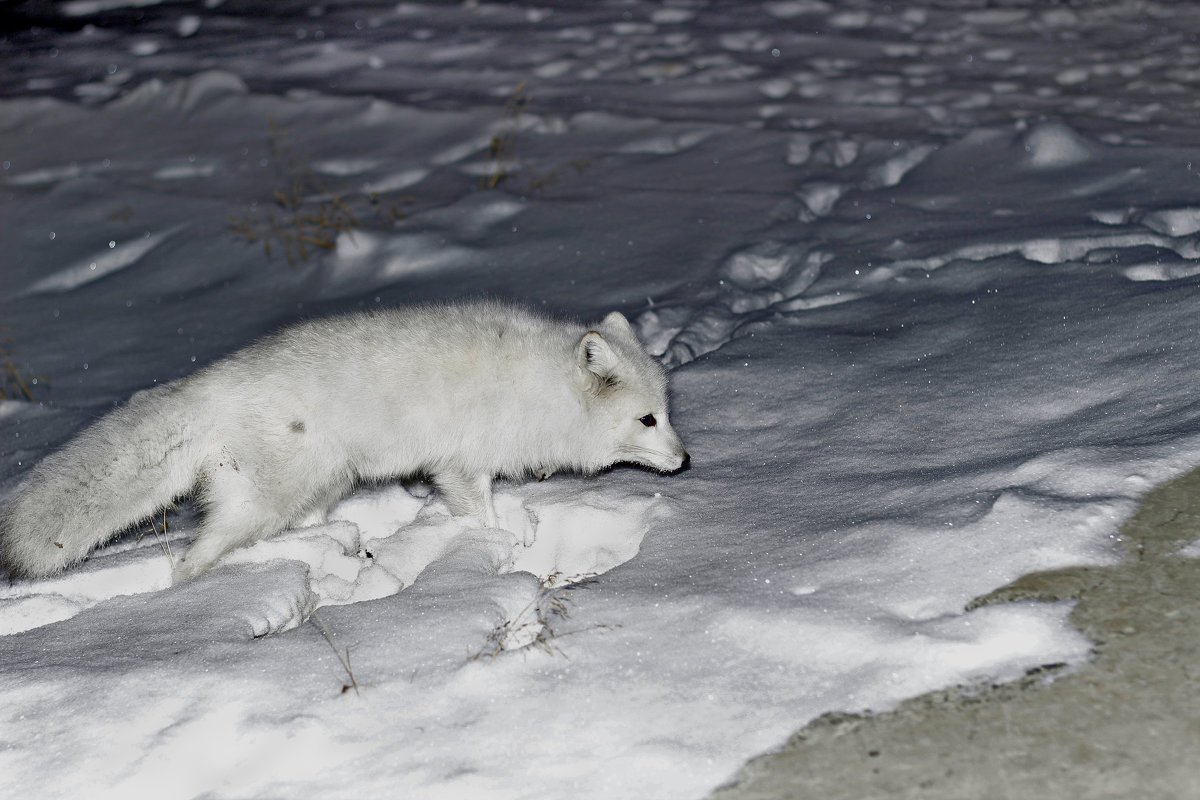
[
  {"left": 472, "top": 573, "right": 616, "bottom": 661},
  {"left": 229, "top": 119, "right": 410, "bottom": 264},
  {"left": 480, "top": 82, "right": 531, "bottom": 190},
  {"left": 0, "top": 337, "right": 45, "bottom": 403},
  {"left": 481, "top": 82, "right": 592, "bottom": 195},
  {"left": 232, "top": 89, "right": 591, "bottom": 263},
  {"left": 311, "top": 609, "right": 361, "bottom": 696},
  {"left": 136, "top": 506, "right": 177, "bottom": 568}
]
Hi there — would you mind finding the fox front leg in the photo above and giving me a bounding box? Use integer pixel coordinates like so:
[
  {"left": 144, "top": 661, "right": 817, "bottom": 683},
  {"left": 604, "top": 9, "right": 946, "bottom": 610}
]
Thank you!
[{"left": 433, "top": 471, "right": 499, "bottom": 528}]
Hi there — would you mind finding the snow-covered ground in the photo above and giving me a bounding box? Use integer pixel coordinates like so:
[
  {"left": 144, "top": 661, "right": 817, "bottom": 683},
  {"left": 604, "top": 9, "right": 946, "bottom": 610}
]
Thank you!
[{"left": 4, "top": 2, "right": 1200, "bottom": 797}]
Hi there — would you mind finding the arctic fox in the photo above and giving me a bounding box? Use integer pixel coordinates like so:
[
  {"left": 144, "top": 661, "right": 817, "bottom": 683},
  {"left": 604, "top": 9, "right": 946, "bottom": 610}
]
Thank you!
[{"left": 0, "top": 301, "right": 688, "bottom": 582}]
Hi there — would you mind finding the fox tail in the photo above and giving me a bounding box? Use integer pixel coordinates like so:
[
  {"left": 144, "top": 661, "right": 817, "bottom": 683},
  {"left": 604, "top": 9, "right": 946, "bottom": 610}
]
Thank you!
[{"left": 0, "top": 384, "right": 205, "bottom": 577}]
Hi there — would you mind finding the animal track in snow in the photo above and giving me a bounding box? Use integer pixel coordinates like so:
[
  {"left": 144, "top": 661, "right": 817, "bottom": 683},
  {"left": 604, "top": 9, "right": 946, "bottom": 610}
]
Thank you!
[
  {"left": 646, "top": 240, "right": 837, "bottom": 368},
  {"left": 640, "top": 135, "right": 944, "bottom": 368},
  {"left": 644, "top": 121, "right": 1200, "bottom": 374},
  {"left": 886, "top": 231, "right": 1200, "bottom": 273}
]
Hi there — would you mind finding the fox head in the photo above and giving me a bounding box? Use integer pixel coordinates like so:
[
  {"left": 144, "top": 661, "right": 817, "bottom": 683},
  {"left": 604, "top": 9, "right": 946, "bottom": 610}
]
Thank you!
[{"left": 575, "top": 311, "right": 689, "bottom": 475}]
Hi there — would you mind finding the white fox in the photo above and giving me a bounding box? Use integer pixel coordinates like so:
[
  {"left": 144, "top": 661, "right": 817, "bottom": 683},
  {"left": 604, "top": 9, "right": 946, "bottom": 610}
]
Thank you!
[{"left": 0, "top": 301, "right": 688, "bottom": 582}]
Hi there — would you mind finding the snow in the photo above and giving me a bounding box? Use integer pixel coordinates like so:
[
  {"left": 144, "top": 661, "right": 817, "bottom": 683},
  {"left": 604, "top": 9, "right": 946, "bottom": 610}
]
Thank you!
[{"left": 4, "top": 1, "right": 1200, "bottom": 797}]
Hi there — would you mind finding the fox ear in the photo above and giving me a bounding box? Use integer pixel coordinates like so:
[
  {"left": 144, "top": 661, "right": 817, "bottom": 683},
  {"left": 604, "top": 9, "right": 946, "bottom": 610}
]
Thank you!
[
  {"left": 602, "top": 311, "right": 634, "bottom": 337},
  {"left": 576, "top": 330, "right": 620, "bottom": 380}
]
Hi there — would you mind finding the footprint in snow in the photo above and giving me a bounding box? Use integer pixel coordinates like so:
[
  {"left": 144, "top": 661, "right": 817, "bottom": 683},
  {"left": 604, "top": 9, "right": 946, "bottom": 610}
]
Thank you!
[{"left": 646, "top": 240, "right": 839, "bottom": 368}]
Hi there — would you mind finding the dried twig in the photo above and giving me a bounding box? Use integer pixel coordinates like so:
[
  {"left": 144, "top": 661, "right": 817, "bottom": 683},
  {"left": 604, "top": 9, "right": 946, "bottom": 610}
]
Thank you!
[{"left": 311, "top": 610, "right": 361, "bottom": 696}]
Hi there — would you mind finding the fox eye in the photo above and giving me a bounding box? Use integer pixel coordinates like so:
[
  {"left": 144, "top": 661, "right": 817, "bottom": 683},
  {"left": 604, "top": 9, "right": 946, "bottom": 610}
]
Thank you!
[{"left": 639, "top": 414, "right": 657, "bottom": 427}]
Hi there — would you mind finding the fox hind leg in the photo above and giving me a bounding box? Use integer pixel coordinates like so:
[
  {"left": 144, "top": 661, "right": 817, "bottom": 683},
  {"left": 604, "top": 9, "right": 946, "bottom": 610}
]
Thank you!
[
  {"left": 433, "top": 471, "right": 498, "bottom": 528},
  {"left": 172, "top": 471, "right": 289, "bottom": 582}
]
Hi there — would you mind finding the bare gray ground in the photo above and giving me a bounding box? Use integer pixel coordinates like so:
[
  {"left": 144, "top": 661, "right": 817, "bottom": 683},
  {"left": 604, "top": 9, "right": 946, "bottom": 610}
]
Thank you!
[{"left": 712, "top": 468, "right": 1200, "bottom": 800}]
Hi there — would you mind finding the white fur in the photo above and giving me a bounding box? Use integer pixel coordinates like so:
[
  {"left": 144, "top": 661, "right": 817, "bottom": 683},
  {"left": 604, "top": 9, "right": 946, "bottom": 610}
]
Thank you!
[{"left": 0, "top": 301, "right": 688, "bottom": 581}]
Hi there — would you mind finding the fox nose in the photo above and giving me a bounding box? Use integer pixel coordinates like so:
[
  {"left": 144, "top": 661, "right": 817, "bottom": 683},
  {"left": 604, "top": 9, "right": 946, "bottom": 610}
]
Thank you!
[{"left": 677, "top": 451, "right": 691, "bottom": 472}]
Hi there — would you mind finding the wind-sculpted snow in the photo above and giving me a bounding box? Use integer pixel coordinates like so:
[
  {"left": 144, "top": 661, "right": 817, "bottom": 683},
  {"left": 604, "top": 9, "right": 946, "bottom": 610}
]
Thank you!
[
  {"left": 4, "top": 2, "right": 1200, "bottom": 798},
  {"left": 0, "top": 483, "right": 660, "bottom": 641},
  {"left": 26, "top": 225, "right": 188, "bottom": 294}
]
